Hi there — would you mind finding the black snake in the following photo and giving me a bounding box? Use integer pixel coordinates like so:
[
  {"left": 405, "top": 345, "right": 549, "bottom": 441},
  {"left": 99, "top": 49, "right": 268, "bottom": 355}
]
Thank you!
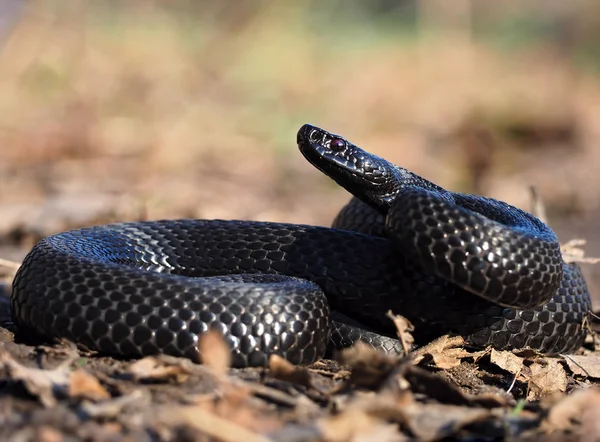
[{"left": 11, "top": 124, "right": 591, "bottom": 367}]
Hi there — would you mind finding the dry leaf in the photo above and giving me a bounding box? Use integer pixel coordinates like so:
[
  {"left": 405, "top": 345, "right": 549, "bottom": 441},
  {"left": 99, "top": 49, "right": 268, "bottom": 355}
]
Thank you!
[
  {"left": 162, "top": 406, "right": 274, "bottom": 442},
  {"left": 198, "top": 330, "right": 231, "bottom": 374},
  {"left": 403, "top": 402, "right": 491, "bottom": 441},
  {"left": 412, "top": 335, "right": 487, "bottom": 369},
  {"left": 337, "top": 342, "right": 398, "bottom": 389},
  {"left": 543, "top": 388, "right": 600, "bottom": 432},
  {"left": 36, "top": 426, "right": 63, "bottom": 442},
  {"left": 167, "top": 386, "right": 282, "bottom": 437},
  {"left": 128, "top": 356, "right": 192, "bottom": 383},
  {"left": 562, "top": 354, "right": 600, "bottom": 379},
  {"left": 490, "top": 349, "right": 524, "bottom": 375},
  {"left": 402, "top": 365, "right": 508, "bottom": 408},
  {"left": 320, "top": 409, "right": 407, "bottom": 442},
  {"left": 268, "top": 355, "right": 312, "bottom": 389},
  {"left": 68, "top": 369, "right": 110, "bottom": 401},
  {"left": 527, "top": 358, "right": 567, "bottom": 401},
  {"left": 0, "top": 347, "right": 75, "bottom": 407},
  {"left": 386, "top": 310, "right": 414, "bottom": 354}
]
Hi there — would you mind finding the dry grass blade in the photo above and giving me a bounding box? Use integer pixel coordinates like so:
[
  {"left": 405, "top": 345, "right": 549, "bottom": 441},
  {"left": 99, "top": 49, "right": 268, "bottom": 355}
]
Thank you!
[
  {"left": 561, "top": 239, "right": 600, "bottom": 264},
  {"left": 0, "top": 258, "right": 21, "bottom": 272}
]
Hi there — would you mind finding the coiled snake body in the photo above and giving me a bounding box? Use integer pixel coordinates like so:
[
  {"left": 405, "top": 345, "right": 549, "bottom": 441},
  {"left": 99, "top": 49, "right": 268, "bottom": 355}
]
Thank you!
[{"left": 11, "top": 124, "right": 591, "bottom": 367}]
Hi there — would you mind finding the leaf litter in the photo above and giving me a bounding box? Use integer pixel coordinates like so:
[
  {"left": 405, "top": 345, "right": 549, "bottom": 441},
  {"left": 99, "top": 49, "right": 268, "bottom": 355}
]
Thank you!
[{"left": 0, "top": 265, "right": 599, "bottom": 440}]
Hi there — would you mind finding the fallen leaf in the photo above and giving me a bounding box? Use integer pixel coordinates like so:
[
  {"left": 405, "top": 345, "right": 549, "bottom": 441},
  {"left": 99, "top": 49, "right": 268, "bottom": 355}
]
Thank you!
[
  {"left": 268, "top": 355, "right": 312, "bottom": 389},
  {"left": 543, "top": 388, "right": 600, "bottom": 432},
  {"left": 412, "top": 335, "right": 487, "bottom": 369},
  {"left": 68, "top": 369, "right": 110, "bottom": 401},
  {"left": 402, "top": 365, "right": 508, "bottom": 408},
  {"left": 162, "top": 405, "right": 274, "bottom": 442},
  {"left": 128, "top": 356, "right": 192, "bottom": 383},
  {"left": 562, "top": 354, "right": 600, "bottom": 379},
  {"left": 403, "top": 402, "right": 491, "bottom": 441},
  {"left": 36, "top": 426, "right": 63, "bottom": 442},
  {"left": 0, "top": 347, "right": 75, "bottom": 407},
  {"left": 198, "top": 330, "right": 231, "bottom": 374},
  {"left": 165, "top": 384, "right": 282, "bottom": 437},
  {"left": 320, "top": 408, "right": 407, "bottom": 442},
  {"left": 337, "top": 342, "right": 399, "bottom": 389},
  {"left": 527, "top": 358, "right": 567, "bottom": 401},
  {"left": 490, "top": 349, "right": 524, "bottom": 375},
  {"left": 386, "top": 310, "right": 415, "bottom": 354}
]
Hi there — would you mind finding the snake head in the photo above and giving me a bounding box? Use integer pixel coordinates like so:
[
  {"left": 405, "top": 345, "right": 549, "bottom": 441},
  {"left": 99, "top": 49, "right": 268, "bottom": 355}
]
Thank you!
[{"left": 297, "top": 124, "right": 401, "bottom": 213}]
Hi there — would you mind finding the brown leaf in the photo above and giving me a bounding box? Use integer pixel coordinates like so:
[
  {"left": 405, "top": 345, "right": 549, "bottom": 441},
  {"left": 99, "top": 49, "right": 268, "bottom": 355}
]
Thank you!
[
  {"left": 403, "top": 402, "right": 491, "bottom": 441},
  {"left": 490, "top": 349, "right": 524, "bottom": 375},
  {"left": 527, "top": 358, "right": 567, "bottom": 401},
  {"left": 163, "top": 384, "right": 282, "bottom": 438},
  {"left": 412, "top": 335, "right": 487, "bottom": 369},
  {"left": 320, "top": 408, "right": 407, "bottom": 442},
  {"left": 386, "top": 310, "right": 415, "bottom": 354},
  {"left": 543, "top": 388, "right": 600, "bottom": 433},
  {"left": 0, "top": 347, "right": 74, "bottom": 407},
  {"left": 198, "top": 329, "right": 231, "bottom": 374},
  {"left": 128, "top": 356, "right": 192, "bottom": 383},
  {"left": 36, "top": 426, "right": 63, "bottom": 442},
  {"left": 268, "top": 354, "right": 312, "bottom": 389},
  {"left": 402, "top": 365, "right": 508, "bottom": 408},
  {"left": 562, "top": 354, "right": 600, "bottom": 379},
  {"left": 337, "top": 342, "right": 399, "bottom": 389},
  {"left": 68, "top": 369, "right": 110, "bottom": 401},
  {"left": 162, "top": 405, "right": 274, "bottom": 442}
]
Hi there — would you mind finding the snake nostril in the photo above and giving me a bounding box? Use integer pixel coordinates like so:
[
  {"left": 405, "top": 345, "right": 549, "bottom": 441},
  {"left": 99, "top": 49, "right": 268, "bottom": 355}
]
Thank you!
[{"left": 308, "top": 130, "right": 321, "bottom": 143}]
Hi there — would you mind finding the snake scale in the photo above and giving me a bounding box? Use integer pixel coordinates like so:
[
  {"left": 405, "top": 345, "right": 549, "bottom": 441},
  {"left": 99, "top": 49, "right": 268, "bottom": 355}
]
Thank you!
[{"left": 11, "top": 124, "right": 591, "bottom": 367}]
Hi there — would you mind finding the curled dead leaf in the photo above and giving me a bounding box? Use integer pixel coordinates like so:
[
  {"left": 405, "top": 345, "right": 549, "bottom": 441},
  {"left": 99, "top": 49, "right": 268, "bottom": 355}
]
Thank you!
[
  {"left": 337, "top": 341, "right": 398, "bottom": 389},
  {"left": 386, "top": 310, "right": 414, "bottom": 354},
  {"left": 268, "top": 355, "right": 312, "bottom": 389}
]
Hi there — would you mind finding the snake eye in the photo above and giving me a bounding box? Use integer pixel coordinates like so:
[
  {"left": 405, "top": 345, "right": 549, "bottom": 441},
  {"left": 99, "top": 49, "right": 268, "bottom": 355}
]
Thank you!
[{"left": 330, "top": 138, "right": 346, "bottom": 151}]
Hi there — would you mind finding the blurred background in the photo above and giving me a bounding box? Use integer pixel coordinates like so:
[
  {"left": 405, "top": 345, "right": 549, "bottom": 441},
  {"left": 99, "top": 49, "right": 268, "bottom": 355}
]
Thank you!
[{"left": 0, "top": 0, "right": 599, "bottom": 300}]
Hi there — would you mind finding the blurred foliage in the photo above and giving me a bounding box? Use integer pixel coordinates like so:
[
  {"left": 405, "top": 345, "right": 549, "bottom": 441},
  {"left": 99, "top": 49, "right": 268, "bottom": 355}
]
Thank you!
[{"left": 1, "top": 0, "right": 599, "bottom": 230}]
